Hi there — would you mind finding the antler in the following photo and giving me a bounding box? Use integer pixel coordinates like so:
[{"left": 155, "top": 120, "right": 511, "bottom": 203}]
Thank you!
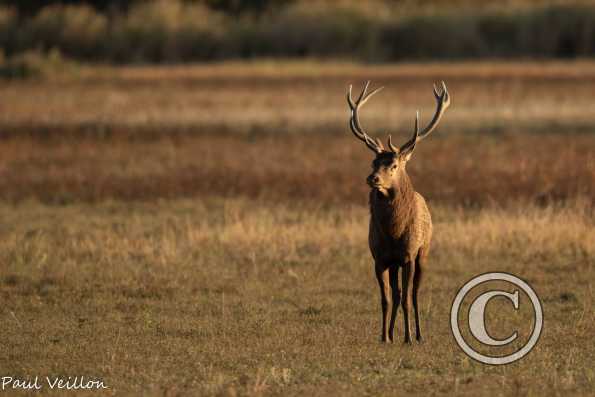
[
  {"left": 347, "top": 81, "right": 450, "bottom": 155},
  {"left": 400, "top": 81, "right": 450, "bottom": 155},
  {"left": 347, "top": 81, "right": 385, "bottom": 154}
]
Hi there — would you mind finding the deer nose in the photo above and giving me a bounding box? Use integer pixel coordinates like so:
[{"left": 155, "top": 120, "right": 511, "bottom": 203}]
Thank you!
[{"left": 367, "top": 175, "right": 379, "bottom": 185}]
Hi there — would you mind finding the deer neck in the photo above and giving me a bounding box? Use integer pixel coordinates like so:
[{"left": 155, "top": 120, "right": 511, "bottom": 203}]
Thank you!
[
  {"left": 393, "top": 168, "right": 414, "bottom": 194},
  {"left": 370, "top": 170, "right": 416, "bottom": 238},
  {"left": 389, "top": 170, "right": 415, "bottom": 217}
]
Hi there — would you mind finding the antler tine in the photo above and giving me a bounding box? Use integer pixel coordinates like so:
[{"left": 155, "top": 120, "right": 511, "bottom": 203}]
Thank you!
[
  {"left": 432, "top": 81, "right": 441, "bottom": 98},
  {"left": 356, "top": 80, "right": 369, "bottom": 103},
  {"left": 387, "top": 134, "right": 398, "bottom": 153},
  {"left": 417, "top": 80, "right": 450, "bottom": 142},
  {"left": 347, "top": 81, "right": 385, "bottom": 154},
  {"left": 399, "top": 110, "right": 420, "bottom": 155},
  {"left": 415, "top": 110, "right": 419, "bottom": 134}
]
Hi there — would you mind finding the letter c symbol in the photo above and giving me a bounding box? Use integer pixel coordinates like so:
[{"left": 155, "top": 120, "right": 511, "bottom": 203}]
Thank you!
[{"left": 468, "top": 290, "right": 519, "bottom": 346}]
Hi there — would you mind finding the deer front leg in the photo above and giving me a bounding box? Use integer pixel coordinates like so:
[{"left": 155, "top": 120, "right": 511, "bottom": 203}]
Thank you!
[
  {"left": 375, "top": 263, "right": 392, "bottom": 343},
  {"left": 388, "top": 265, "right": 400, "bottom": 343},
  {"left": 401, "top": 257, "right": 415, "bottom": 344},
  {"left": 413, "top": 250, "right": 426, "bottom": 343}
]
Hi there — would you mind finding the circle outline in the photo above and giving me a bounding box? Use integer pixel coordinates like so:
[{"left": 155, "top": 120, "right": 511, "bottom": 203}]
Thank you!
[{"left": 450, "top": 272, "right": 544, "bottom": 365}]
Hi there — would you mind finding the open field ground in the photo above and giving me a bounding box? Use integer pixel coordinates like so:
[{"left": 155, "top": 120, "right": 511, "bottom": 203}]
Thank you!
[{"left": 0, "top": 61, "right": 594, "bottom": 396}]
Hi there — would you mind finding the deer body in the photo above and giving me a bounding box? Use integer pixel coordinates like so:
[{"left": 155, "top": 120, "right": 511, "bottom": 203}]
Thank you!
[
  {"left": 369, "top": 181, "right": 432, "bottom": 267},
  {"left": 368, "top": 166, "right": 432, "bottom": 344},
  {"left": 347, "top": 81, "right": 450, "bottom": 343}
]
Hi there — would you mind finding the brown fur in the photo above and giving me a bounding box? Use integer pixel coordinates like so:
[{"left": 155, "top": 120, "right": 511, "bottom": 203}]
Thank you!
[{"left": 367, "top": 152, "right": 432, "bottom": 343}]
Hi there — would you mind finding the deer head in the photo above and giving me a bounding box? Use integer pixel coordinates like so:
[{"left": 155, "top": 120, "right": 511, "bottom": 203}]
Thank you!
[{"left": 347, "top": 81, "right": 450, "bottom": 194}]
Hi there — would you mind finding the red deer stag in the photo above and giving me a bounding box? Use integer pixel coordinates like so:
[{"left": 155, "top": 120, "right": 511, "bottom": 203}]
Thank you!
[{"left": 347, "top": 81, "right": 450, "bottom": 343}]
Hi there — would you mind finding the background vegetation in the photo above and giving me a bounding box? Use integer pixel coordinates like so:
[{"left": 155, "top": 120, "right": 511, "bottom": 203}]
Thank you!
[{"left": 2, "top": 0, "right": 595, "bottom": 64}]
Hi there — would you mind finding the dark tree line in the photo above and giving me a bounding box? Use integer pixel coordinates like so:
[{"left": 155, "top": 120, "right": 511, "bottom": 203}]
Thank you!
[
  {"left": 1, "top": 1, "right": 595, "bottom": 64},
  {"left": 0, "top": 0, "right": 294, "bottom": 15}
]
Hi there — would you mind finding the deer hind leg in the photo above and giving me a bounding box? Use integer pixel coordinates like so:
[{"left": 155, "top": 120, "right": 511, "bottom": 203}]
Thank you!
[
  {"left": 413, "top": 248, "right": 426, "bottom": 343},
  {"left": 401, "top": 256, "right": 415, "bottom": 344},
  {"left": 388, "top": 265, "right": 401, "bottom": 343},
  {"left": 375, "top": 263, "right": 392, "bottom": 343}
]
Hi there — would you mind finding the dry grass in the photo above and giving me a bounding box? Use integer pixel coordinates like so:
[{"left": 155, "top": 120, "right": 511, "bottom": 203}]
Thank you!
[
  {"left": 1, "top": 61, "right": 595, "bottom": 205},
  {"left": 2, "top": 61, "right": 595, "bottom": 137},
  {"left": 0, "top": 199, "right": 593, "bottom": 395},
  {"left": 0, "top": 61, "right": 594, "bottom": 396},
  {"left": 0, "top": 133, "right": 593, "bottom": 205}
]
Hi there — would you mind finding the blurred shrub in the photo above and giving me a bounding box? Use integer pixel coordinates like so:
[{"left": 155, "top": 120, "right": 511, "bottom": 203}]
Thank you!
[
  {"left": 110, "top": 0, "right": 225, "bottom": 62},
  {"left": 227, "top": 3, "right": 380, "bottom": 59},
  {"left": 204, "top": 0, "right": 295, "bottom": 16},
  {"left": 381, "top": 14, "right": 485, "bottom": 60},
  {"left": 380, "top": 5, "right": 595, "bottom": 60},
  {"left": 2, "top": 2, "right": 595, "bottom": 63},
  {"left": 521, "top": 6, "right": 595, "bottom": 58},
  {"left": 0, "top": 49, "right": 37, "bottom": 79},
  {"left": 477, "top": 13, "right": 526, "bottom": 58},
  {"left": 0, "top": 7, "right": 17, "bottom": 54},
  {"left": 0, "top": 48, "right": 77, "bottom": 79},
  {"left": 23, "top": 5, "right": 108, "bottom": 59}
]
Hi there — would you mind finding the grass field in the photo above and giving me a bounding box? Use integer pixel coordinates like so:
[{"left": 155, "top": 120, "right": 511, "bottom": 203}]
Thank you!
[{"left": 0, "top": 61, "right": 594, "bottom": 396}]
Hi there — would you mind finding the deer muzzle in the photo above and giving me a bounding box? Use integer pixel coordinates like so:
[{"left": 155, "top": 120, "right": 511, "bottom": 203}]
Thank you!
[{"left": 367, "top": 174, "right": 380, "bottom": 187}]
